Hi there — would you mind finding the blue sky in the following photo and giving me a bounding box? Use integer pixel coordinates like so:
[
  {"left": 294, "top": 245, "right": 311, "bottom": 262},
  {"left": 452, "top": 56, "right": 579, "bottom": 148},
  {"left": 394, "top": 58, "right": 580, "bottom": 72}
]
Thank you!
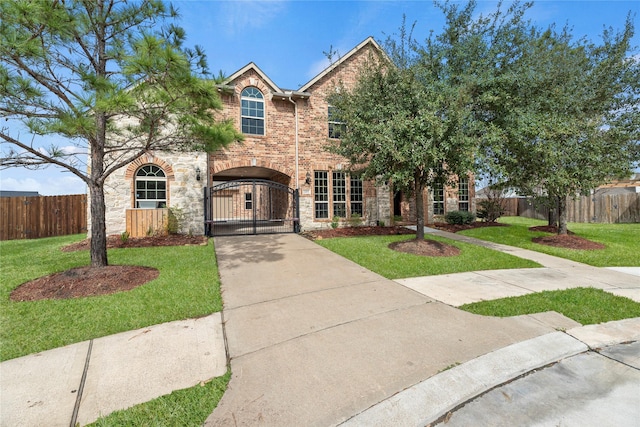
[{"left": 1, "top": 0, "right": 638, "bottom": 195}]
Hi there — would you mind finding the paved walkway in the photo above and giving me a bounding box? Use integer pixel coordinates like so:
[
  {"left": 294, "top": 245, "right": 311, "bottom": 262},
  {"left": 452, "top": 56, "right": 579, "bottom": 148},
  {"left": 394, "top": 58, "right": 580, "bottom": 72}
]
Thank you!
[
  {"left": 2, "top": 231, "right": 639, "bottom": 426},
  {"left": 1, "top": 315, "right": 227, "bottom": 427},
  {"left": 401, "top": 228, "right": 640, "bottom": 305}
]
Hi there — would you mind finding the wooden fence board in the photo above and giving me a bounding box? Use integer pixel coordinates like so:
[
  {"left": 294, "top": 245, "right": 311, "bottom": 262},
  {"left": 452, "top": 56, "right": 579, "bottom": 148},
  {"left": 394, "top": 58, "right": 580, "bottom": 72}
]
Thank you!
[
  {"left": 500, "top": 193, "right": 640, "bottom": 224},
  {"left": 0, "top": 195, "right": 87, "bottom": 240},
  {"left": 125, "top": 209, "right": 169, "bottom": 238}
]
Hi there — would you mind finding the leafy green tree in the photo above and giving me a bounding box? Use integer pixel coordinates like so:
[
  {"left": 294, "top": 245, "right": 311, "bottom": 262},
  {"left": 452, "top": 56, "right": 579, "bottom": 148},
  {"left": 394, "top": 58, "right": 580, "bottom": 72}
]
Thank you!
[
  {"left": 476, "top": 18, "right": 640, "bottom": 234},
  {"left": 327, "top": 1, "right": 530, "bottom": 240},
  {"left": 0, "top": 0, "right": 242, "bottom": 266}
]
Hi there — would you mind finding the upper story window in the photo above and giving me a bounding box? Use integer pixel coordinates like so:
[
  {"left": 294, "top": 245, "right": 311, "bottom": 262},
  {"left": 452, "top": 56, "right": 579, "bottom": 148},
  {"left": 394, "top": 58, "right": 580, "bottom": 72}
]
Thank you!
[
  {"left": 241, "top": 87, "right": 265, "bottom": 135},
  {"left": 328, "top": 106, "right": 346, "bottom": 139},
  {"left": 135, "top": 165, "right": 167, "bottom": 208}
]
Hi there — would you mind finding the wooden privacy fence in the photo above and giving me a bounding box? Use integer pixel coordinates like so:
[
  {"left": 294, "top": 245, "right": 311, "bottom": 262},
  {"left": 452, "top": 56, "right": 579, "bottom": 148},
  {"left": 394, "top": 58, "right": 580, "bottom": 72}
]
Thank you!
[
  {"left": 125, "top": 208, "right": 169, "bottom": 237},
  {"left": 507, "top": 193, "right": 640, "bottom": 223},
  {"left": 0, "top": 194, "right": 87, "bottom": 240}
]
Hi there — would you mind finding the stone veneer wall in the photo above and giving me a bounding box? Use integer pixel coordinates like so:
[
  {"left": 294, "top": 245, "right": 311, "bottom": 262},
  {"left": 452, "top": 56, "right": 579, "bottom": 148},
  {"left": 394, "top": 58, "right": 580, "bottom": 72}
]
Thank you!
[{"left": 92, "top": 151, "right": 207, "bottom": 237}]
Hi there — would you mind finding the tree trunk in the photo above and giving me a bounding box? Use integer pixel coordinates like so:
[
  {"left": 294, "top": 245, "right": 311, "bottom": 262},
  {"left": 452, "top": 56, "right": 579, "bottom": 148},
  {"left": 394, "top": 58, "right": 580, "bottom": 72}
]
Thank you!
[
  {"left": 557, "top": 195, "right": 568, "bottom": 235},
  {"left": 415, "top": 179, "right": 425, "bottom": 240},
  {"left": 548, "top": 208, "right": 558, "bottom": 228},
  {"left": 89, "top": 182, "right": 108, "bottom": 267}
]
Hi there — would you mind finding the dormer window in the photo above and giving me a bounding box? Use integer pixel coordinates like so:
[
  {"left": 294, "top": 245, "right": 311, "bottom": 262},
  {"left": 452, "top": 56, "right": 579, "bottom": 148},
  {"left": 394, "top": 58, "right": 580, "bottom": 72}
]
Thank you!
[{"left": 241, "top": 87, "right": 265, "bottom": 135}]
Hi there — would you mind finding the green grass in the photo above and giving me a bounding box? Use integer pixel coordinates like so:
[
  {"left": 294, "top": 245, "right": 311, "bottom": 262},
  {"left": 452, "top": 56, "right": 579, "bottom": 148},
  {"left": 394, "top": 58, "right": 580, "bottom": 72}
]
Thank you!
[
  {"left": 0, "top": 234, "right": 222, "bottom": 361},
  {"left": 460, "top": 287, "right": 640, "bottom": 325},
  {"left": 87, "top": 372, "right": 230, "bottom": 427},
  {"left": 459, "top": 216, "right": 640, "bottom": 267},
  {"left": 315, "top": 234, "right": 540, "bottom": 279}
]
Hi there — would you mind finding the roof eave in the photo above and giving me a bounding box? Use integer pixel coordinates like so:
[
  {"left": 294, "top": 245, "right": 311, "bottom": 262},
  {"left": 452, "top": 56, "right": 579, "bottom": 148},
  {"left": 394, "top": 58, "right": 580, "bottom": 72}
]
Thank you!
[{"left": 299, "top": 36, "right": 385, "bottom": 92}]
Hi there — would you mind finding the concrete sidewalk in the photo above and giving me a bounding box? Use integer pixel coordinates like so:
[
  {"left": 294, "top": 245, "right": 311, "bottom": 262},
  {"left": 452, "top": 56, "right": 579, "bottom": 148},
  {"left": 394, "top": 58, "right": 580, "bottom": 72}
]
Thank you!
[
  {"left": 0, "top": 314, "right": 226, "bottom": 427},
  {"left": 204, "top": 233, "right": 639, "bottom": 426},
  {"left": 399, "top": 228, "right": 640, "bottom": 305}
]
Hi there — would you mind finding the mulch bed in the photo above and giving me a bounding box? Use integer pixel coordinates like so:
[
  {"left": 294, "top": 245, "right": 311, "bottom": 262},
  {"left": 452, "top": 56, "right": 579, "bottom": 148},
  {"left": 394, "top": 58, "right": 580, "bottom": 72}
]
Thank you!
[
  {"left": 532, "top": 234, "right": 606, "bottom": 250},
  {"left": 11, "top": 234, "right": 206, "bottom": 302},
  {"left": 302, "top": 226, "right": 415, "bottom": 240},
  {"left": 529, "top": 225, "right": 605, "bottom": 250},
  {"left": 529, "top": 225, "right": 575, "bottom": 234},
  {"left": 61, "top": 234, "right": 208, "bottom": 252},
  {"left": 10, "top": 265, "right": 159, "bottom": 301},
  {"left": 433, "top": 221, "right": 509, "bottom": 233},
  {"left": 388, "top": 238, "right": 461, "bottom": 257}
]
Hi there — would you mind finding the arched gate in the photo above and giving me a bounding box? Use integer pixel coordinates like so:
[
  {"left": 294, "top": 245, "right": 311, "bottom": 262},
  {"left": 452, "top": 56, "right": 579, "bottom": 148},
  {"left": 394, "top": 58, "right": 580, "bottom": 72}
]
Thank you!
[{"left": 204, "top": 179, "right": 299, "bottom": 236}]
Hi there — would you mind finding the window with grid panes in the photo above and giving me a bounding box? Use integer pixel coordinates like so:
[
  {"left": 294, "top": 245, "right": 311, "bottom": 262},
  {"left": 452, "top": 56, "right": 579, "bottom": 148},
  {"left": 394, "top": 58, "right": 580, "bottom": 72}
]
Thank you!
[
  {"left": 328, "top": 106, "right": 346, "bottom": 139},
  {"left": 241, "top": 87, "right": 265, "bottom": 135},
  {"left": 314, "top": 171, "right": 329, "bottom": 219},
  {"left": 244, "top": 192, "right": 252, "bottom": 210},
  {"left": 433, "top": 183, "right": 444, "bottom": 215},
  {"left": 350, "top": 176, "right": 363, "bottom": 215},
  {"left": 135, "top": 165, "right": 167, "bottom": 208},
  {"left": 332, "top": 171, "right": 347, "bottom": 217},
  {"left": 458, "top": 177, "right": 469, "bottom": 211}
]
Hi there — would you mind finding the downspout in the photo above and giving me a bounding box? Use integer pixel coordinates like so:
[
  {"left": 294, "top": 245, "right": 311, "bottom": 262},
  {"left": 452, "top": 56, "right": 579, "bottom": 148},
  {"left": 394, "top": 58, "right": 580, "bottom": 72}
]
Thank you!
[{"left": 287, "top": 96, "right": 299, "bottom": 189}]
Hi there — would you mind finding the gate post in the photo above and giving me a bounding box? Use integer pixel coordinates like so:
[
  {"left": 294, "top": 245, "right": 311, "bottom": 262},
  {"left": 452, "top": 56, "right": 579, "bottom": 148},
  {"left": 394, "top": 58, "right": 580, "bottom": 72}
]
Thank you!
[
  {"left": 294, "top": 188, "right": 300, "bottom": 233},
  {"left": 252, "top": 180, "right": 257, "bottom": 235},
  {"left": 203, "top": 186, "right": 210, "bottom": 236}
]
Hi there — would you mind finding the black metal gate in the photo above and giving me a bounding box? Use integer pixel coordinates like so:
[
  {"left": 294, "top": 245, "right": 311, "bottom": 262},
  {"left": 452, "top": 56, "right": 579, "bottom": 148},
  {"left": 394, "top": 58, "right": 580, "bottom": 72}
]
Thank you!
[{"left": 204, "top": 179, "right": 299, "bottom": 236}]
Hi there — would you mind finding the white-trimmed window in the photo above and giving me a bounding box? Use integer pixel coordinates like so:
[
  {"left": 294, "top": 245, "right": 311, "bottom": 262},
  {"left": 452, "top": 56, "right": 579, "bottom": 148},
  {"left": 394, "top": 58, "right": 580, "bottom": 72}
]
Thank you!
[
  {"left": 350, "top": 176, "right": 363, "bottom": 216},
  {"left": 314, "top": 170, "right": 364, "bottom": 220},
  {"left": 241, "top": 87, "right": 265, "bottom": 135},
  {"left": 433, "top": 183, "right": 445, "bottom": 215},
  {"left": 244, "top": 192, "right": 253, "bottom": 210},
  {"left": 135, "top": 165, "right": 167, "bottom": 208},
  {"left": 458, "top": 177, "right": 469, "bottom": 211},
  {"left": 328, "top": 106, "right": 346, "bottom": 139},
  {"left": 333, "top": 171, "right": 347, "bottom": 217},
  {"left": 314, "top": 171, "right": 329, "bottom": 219}
]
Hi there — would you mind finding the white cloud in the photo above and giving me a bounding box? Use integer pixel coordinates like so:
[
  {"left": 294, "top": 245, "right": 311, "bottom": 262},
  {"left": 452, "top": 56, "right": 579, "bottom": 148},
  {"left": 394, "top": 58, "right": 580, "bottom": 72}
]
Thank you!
[
  {"left": 60, "top": 145, "right": 88, "bottom": 155},
  {"left": 218, "top": 0, "right": 288, "bottom": 35},
  {"left": 306, "top": 56, "right": 332, "bottom": 82},
  {"left": 0, "top": 168, "right": 86, "bottom": 196}
]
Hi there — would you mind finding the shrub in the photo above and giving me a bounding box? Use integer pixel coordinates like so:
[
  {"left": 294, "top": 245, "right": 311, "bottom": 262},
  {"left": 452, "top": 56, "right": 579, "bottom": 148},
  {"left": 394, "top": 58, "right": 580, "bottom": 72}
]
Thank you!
[
  {"left": 331, "top": 216, "right": 340, "bottom": 229},
  {"left": 476, "top": 199, "right": 505, "bottom": 222},
  {"left": 348, "top": 213, "right": 363, "bottom": 227},
  {"left": 167, "top": 206, "right": 186, "bottom": 234},
  {"left": 445, "top": 210, "right": 476, "bottom": 225}
]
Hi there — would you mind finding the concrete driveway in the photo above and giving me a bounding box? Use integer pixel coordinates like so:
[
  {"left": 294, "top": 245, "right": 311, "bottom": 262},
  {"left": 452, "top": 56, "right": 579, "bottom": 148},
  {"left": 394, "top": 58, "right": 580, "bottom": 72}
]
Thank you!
[{"left": 205, "top": 233, "right": 640, "bottom": 426}]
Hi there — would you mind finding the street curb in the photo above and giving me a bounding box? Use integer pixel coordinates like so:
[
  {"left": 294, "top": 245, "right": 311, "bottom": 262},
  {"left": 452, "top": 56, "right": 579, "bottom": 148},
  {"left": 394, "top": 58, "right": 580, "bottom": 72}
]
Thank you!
[{"left": 339, "top": 332, "right": 588, "bottom": 427}]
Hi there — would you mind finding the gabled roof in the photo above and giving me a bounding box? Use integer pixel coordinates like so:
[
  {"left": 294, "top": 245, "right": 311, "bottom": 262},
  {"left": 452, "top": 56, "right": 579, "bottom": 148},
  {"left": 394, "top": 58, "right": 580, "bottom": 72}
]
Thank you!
[
  {"left": 220, "top": 36, "right": 384, "bottom": 98},
  {"left": 299, "top": 36, "right": 384, "bottom": 92},
  {"left": 224, "top": 62, "right": 282, "bottom": 93}
]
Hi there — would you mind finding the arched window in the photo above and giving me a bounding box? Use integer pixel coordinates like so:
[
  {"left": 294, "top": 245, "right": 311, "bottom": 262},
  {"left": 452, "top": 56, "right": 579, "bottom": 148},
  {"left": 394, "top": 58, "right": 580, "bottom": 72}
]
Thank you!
[
  {"left": 241, "top": 87, "right": 265, "bottom": 135},
  {"left": 135, "top": 165, "right": 167, "bottom": 208}
]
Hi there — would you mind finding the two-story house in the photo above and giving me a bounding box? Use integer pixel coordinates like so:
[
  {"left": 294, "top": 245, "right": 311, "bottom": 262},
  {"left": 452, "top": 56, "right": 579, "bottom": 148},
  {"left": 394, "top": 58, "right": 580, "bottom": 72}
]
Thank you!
[{"left": 99, "top": 37, "right": 473, "bottom": 237}]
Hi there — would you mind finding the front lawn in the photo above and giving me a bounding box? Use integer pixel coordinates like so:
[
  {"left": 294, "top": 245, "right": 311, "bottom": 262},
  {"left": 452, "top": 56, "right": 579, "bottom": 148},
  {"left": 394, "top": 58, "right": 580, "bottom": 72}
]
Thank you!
[
  {"left": 88, "top": 372, "right": 230, "bottom": 427},
  {"left": 1, "top": 234, "right": 228, "bottom": 426},
  {"left": 459, "top": 217, "right": 640, "bottom": 267},
  {"left": 0, "top": 234, "right": 222, "bottom": 361},
  {"left": 315, "top": 234, "right": 540, "bottom": 279},
  {"left": 461, "top": 287, "right": 640, "bottom": 325}
]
